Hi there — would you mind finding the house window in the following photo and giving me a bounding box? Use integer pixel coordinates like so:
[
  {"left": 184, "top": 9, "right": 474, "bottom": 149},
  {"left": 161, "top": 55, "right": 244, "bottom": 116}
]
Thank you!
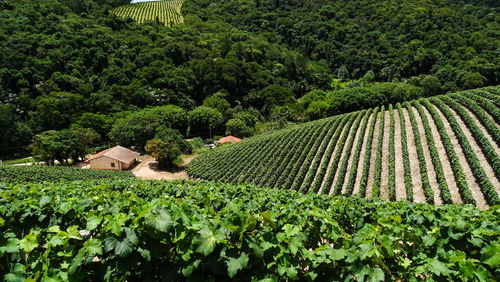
[{"left": 111, "top": 162, "right": 115, "bottom": 168}]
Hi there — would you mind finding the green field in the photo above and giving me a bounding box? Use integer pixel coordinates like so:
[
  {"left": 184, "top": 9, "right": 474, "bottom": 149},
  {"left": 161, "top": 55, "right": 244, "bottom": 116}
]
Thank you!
[
  {"left": 111, "top": 0, "right": 184, "bottom": 26},
  {"left": 188, "top": 86, "right": 500, "bottom": 209},
  {"left": 0, "top": 165, "right": 135, "bottom": 182},
  {"left": 1, "top": 179, "right": 498, "bottom": 280}
]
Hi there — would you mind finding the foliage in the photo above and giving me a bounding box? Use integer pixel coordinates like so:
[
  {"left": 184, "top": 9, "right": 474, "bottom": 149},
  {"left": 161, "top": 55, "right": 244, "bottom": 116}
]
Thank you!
[
  {"left": 188, "top": 106, "right": 223, "bottom": 138},
  {"left": 0, "top": 179, "right": 498, "bottom": 281},
  {"left": 32, "top": 127, "right": 100, "bottom": 164},
  {"left": 1, "top": 0, "right": 499, "bottom": 155},
  {"left": 145, "top": 139, "right": 181, "bottom": 168},
  {"left": 225, "top": 118, "right": 250, "bottom": 137},
  {"left": 0, "top": 165, "right": 134, "bottom": 183},
  {"left": 110, "top": 105, "right": 187, "bottom": 150},
  {"left": 154, "top": 126, "right": 191, "bottom": 154}
]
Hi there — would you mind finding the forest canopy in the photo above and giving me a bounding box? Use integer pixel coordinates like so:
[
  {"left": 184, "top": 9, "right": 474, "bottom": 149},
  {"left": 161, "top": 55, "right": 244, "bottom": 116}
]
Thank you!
[{"left": 0, "top": 0, "right": 498, "bottom": 157}]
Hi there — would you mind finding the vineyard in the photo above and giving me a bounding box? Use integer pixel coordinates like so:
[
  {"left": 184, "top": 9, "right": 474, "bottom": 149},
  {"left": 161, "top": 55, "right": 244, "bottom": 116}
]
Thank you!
[
  {"left": 0, "top": 165, "right": 135, "bottom": 182},
  {"left": 111, "top": 0, "right": 184, "bottom": 26},
  {"left": 188, "top": 86, "right": 500, "bottom": 209},
  {"left": 1, "top": 179, "right": 499, "bottom": 280}
]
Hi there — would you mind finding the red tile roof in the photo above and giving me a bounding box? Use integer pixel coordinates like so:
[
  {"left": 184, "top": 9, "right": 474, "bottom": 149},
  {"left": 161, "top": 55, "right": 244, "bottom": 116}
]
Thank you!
[{"left": 219, "top": 136, "right": 241, "bottom": 144}]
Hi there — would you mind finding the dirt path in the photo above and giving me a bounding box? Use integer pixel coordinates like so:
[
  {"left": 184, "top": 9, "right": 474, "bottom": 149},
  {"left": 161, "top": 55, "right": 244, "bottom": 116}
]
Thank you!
[
  {"left": 393, "top": 110, "right": 406, "bottom": 201},
  {"left": 412, "top": 106, "right": 442, "bottom": 205},
  {"left": 309, "top": 124, "right": 344, "bottom": 193},
  {"left": 433, "top": 106, "right": 488, "bottom": 208},
  {"left": 132, "top": 155, "right": 195, "bottom": 180},
  {"left": 299, "top": 124, "right": 336, "bottom": 190},
  {"left": 352, "top": 114, "right": 374, "bottom": 196},
  {"left": 379, "top": 111, "right": 390, "bottom": 200},
  {"left": 365, "top": 111, "right": 381, "bottom": 198},
  {"left": 447, "top": 106, "right": 500, "bottom": 194},
  {"left": 327, "top": 122, "right": 357, "bottom": 196},
  {"left": 403, "top": 108, "right": 426, "bottom": 203},
  {"left": 460, "top": 105, "right": 500, "bottom": 155},
  {"left": 421, "top": 105, "right": 462, "bottom": 204},
  {"left": 318, "top": 122, "right": 351, "bottom": 194},
  {"left": 340, "top": 115, "right": 365, "bottom": 195}
]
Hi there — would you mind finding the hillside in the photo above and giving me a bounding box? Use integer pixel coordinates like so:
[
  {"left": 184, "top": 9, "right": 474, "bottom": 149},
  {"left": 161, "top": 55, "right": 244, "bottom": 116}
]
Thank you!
[
  {"left": 188, "top": 86, "right": 500, "bottom": 209},
  {"left": 111, "top": 0, "right": 184, "bottom": 26}
]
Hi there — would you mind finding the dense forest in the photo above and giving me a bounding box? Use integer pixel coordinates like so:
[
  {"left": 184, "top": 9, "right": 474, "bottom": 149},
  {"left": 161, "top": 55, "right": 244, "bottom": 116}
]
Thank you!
[{"left": 0, "top": 0, "right": 498, "bottom": 158}]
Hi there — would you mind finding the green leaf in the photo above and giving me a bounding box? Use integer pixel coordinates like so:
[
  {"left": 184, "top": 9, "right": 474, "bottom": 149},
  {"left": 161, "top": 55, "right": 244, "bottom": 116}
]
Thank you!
[
  {"left": 39, "top": 196, "right": 52, "bottom": 207},
  {"left": 368, "top": 268, "right": 385, "bottom": 282},
  {"left": 4, "top": 272, "right": 25, "bottom": 282},
  {"left": 66, "top": 226, "right": 82, "bottom": 240},
  {"left": 481, "top": 243, "right": 500, "bottom": 267},
  {"left": 328, "top": 248, "right": 347, "bottom": 261},
  {"left": 114, "top": 239, "right": 133, "bottom": 258},
  {"left": 104, "top": 236, "right": 118, "bottom": 252},
  {"left": 86, "top": 215, "right": 102, "bottom": 231},
  {"left": 19, "top": 237, "right": 38, "bottom": 254},
  {"left": 69, "top": 248, "right": 86, "bottom": 274},
  {"left": 288, "top": 237, "right": 301, "bottom": 255},
  {"left": 195, "top": 228, "right": 224, "bottom": 256},
  {"left": 124, "top": 228, "right": 139, "bottom": 246},
  {"left": 48, "top": 235, "right": 64, "bottom": 247},
  {"left": 47, "top": 226, "right": 61, "bottom": 233},
  {"left": 429, "top": 259, "right": 451, "bottom": 276},
  {"left": 84, "top": 238, "right": 103, "bottom": 256},
  {"left": 422, "top": 234, "right": 436, "bottom": 247},
  {"left": 145, "top": 209, "right": 173, "bottom": 232},
  {"left": 0, "top": 216, "right": 5, "bottom": 227},
  {"left": 474, "top": 265, "right": 489, "bottom": 282},
  {"left": 282, "top": 224, "right": 300, "bottom": 237},
  {"left": 138, "top": 248, "right": 151, "bottom": 262},
  {"left": 105, "top": 213, "right": 128, "bottom": 236},
  {"left": 249, "top": 242, "right": 263, "bottom": 258},
  {"left": 226, "top": 252, "right": 249, "bottom": 278},
  {"left": 0, "top": 238, "right": 20, "bottom": 254}
]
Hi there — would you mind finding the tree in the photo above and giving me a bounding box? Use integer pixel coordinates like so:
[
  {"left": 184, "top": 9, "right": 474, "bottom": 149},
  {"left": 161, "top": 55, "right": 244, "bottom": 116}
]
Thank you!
[
  {"left": 155, "top": 126, "right": 191, "bottom": 154},
  {"left": 188, "top": 106, "right": 223, "bottom": 138},
  {"left": 225, "top": 118, "right": 247, "bottom": 137},
  {"left": 420, "top": 76, "right": 441, "bottom": 97},
  {"left": 146, "top": 139, "right": 181, "bottom": 169},
  {"left": 306, "top": 101, "right": 331, "bottom": 120},
  {"left": 461, "top": 71, "right": 486, "bottom": 89},
  {"left": 110, "top": 105, "right": 187, "bottom": 149}
]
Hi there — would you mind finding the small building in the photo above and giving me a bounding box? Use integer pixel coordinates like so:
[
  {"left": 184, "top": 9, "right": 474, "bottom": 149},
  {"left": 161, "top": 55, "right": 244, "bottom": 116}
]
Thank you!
[
  {"left": 85, "top": 146, "right": 140, "bottom": 170},
  {"left": 218, "top": 136, "right": 241, "bottom": 144}
]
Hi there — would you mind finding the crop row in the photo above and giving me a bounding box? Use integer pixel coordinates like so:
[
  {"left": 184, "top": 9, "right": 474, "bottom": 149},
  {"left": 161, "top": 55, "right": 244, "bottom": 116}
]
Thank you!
[
  {"left": 112, "top": 1, "right": 183, "bottom": 26},
  {"left": 396, "top": 103, "right": 413, "bottom": 201},
  {"left": 187, "top": 86, "right": 500, "bottom": 207},
  {"left": 430, "top": 97, "right": 499, "bottom": 205}
]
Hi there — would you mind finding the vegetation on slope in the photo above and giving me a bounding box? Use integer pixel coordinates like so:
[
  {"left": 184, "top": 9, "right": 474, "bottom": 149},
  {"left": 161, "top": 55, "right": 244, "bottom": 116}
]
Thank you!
[
  {"left": 1, "top": 0, "right": 499, "bottom": 158},
  {"left": 0, "top": 165, "right": 134, "bottom": 183},
  {"left": 0, "top": 179, "right": 498, "bottom": 280},
  {"left": 111, "top": 0, "right": 184, "bottom": 26},
  {"left": 188, "top": 86, "right": 500, "bottom": 208}
]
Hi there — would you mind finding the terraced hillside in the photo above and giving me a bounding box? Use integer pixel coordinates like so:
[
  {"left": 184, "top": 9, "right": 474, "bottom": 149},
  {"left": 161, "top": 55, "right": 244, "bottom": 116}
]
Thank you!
[
  {"left": 111, "top": 0, "right": 184, "bottom": 26},
  {"left": 188, "top": 86, "right": 500, "bottom": 209}
]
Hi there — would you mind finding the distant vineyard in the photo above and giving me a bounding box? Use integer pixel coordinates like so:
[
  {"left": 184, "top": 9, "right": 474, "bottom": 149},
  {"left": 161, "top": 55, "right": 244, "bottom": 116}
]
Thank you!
[
  {"left": 0, "top": 165, "right": 135, "bottom": 182},
  {"left": 188, "top": 86, "right": 500, "bottom": 209},
  {"left": 111, "top": 0, "right": 184, "bottom": 26}
]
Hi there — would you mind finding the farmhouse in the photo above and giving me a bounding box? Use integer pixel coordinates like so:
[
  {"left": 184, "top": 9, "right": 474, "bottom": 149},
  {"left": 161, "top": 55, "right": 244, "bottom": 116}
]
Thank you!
[
  {"left": 218, "top": 136, "right": 241, "bottom": 144},
  {"left": 85, "top": 146, "right": 140, "bottom": 170}
]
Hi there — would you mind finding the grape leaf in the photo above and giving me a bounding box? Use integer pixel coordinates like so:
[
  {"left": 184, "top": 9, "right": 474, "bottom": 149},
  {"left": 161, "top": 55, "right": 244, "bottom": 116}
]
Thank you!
[{"left": 226, "top": 252, "right": 249, "bottom": 278}]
